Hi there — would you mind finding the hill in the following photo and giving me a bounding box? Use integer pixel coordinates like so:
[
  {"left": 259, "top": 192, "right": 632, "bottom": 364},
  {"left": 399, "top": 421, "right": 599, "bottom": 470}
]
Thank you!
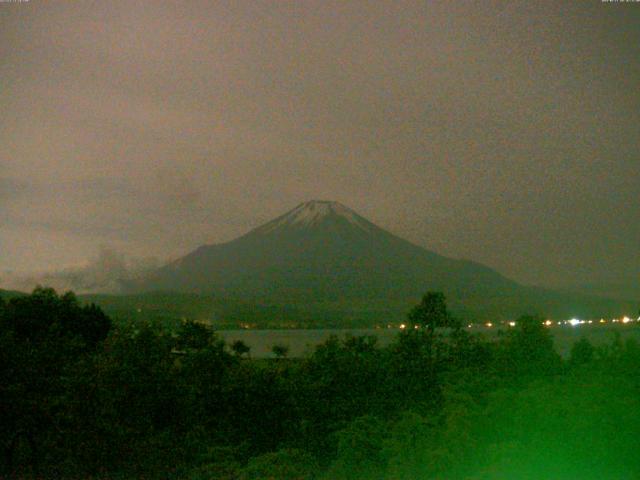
[{"left": 0, "top": 289, "right": 26, "bottom": 301}]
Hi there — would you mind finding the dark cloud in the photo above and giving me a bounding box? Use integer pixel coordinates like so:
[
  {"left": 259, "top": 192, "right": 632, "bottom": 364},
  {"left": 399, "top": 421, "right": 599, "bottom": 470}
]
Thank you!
[{"left": 0, "top": 1, "right": 638, "bottom": 291}]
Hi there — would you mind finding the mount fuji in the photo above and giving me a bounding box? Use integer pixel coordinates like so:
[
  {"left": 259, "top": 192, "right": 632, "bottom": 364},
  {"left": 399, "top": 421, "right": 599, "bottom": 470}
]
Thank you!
[{"left": 129, "top": 200, "right": 630, "bottom": 323}]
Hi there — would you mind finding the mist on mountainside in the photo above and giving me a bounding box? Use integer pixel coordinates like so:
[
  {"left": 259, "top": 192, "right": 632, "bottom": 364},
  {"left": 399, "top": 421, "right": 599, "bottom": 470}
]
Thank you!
[{"left": 1, "top": 247, "right": 161, "bottom": 294}]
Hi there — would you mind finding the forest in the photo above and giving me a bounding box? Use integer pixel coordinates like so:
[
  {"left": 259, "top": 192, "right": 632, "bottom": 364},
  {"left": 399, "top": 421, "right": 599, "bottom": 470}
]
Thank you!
[{"left": 2, "top": 287, "right": 640, "bottom": 479}]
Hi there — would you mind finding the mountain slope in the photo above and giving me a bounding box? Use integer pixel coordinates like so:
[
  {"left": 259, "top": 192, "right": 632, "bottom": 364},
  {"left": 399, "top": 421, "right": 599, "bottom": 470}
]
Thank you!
[
  {"left": 134, "top": 201, "right": 517, "bottom": 300},
  {"left": 131, "top": 200, "right": 632, "bottom": 323}
]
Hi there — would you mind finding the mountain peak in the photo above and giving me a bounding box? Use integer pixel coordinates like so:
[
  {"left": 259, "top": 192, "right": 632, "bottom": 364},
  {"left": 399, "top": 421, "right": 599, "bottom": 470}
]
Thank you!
[{"left": 252, "top": 200, "right": 374, "bottom": 234}]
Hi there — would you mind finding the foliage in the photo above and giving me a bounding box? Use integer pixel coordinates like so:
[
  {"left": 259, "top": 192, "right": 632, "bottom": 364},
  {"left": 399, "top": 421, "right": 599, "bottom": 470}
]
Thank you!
[
  {"left": 231, "top": 339, "right": 251, "bottom": 357},
  {"left": 0, "top": 287, "right": 112, "bottom": 476},
  {"left": 494, "top": 314, "right": 562, "bottom": 382},
  {"left": 569, "top": 336, "right": 595, "bottom": 367},
  {"left": 325, "top": 416, "right": 387, "bottom": 480},
  {"left": 176, "top": 319, "right": 216, "bottom": 350},
  {"left": 240, "top": 448, "right": 319, "bottom": 480},
  {"left": 272, "top": 343, "right": 290, "bottom": 358},
  {"left": 407, "top": 291, "right": 459, "bottom": 332},
  {"left": 2, "top": 288, "right": 640, "bottom": 479}
]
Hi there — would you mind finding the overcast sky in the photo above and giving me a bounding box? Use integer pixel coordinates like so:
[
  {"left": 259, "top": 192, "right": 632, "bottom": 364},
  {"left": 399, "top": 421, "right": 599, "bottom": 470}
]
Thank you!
[{"left": 1, "top": 0, "right": 638, "bottom": 290}]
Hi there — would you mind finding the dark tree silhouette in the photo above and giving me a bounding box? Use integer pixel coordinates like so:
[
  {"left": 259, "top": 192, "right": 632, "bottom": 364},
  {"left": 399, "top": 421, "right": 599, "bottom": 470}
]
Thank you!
[
  {"left": 272, "top": 343, "right": 290, "bottom": 359},
  {"left": 175, "top": 319, "right": 213, "bottom": 350},
  {"left": 231, "top": 339, "right": 251, "bottom": 357},
  {"left": 569, "top": 337, "right": 595, "bottom": 367},
  {"left": 497, "top": 314, "right": 561, "bottom": 381},
  {"left": 408, "top": 291, "right": 458, "bottom": 333},
  {"left": 0, "top": 287, "right": 111, "bottom": 475}
]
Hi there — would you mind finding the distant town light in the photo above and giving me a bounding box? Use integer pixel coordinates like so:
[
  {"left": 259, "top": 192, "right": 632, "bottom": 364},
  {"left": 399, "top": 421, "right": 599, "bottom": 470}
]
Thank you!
[
  {"left": 544, "top": 320, "right": 552, "bottom": 326},
  {"left": 399, "top": 324, "right": 406, "bottom": 330},
  {"left": 486, "top": 322, "right": 493, "bottom": 328},
  {"left": 569, "top": 319, "right": 581, "bottom": 327},
  {"left": 508, "top": 321, "right": 516, "bottom": 327},
  {"left": 622, "top": 317, "right": 631, "bottom": 324}
]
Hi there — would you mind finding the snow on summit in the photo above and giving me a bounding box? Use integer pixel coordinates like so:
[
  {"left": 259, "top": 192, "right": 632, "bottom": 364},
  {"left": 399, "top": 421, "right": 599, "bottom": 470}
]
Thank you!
[
  {"left": 285, "top": 201, "right": 358, "bottom": 226},
  {"left": 253, "top": 200, "right": 374, "bottom": 234}
]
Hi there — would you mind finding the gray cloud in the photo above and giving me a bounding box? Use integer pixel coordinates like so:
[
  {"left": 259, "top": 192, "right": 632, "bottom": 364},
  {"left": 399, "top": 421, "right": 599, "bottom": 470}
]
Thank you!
[{"left": 0, "top": 1, "right": 638, "bottom": 291}]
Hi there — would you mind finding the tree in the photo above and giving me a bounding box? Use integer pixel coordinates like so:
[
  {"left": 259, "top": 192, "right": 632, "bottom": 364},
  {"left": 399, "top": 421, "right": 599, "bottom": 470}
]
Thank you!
[
  {"left": 569, "top": 337, "right": 595, "bottom": 367},
  {"left": 497, "top": 314, "right": 561, "bottom": 381},
  {"left": 0, "top": 287, "right": 112, "bottom": 475},
  {"left": 383, "top": 411, "right": 438, "bottom": 480},
  {"left": 2, "top": 287, "right": 111, "bottom": 348},
  {"left": 327, "top": 416, "right": 387, "bottom": 480},
  {"left": 176, "top": 320, "right": 214, "bottom": 351},
  {"left": 231, "top": 340, "right": 251, "bottom": 358},
  {"left": 407, "top": 292, "right": 458, "bottom": 333},
  {"left": 240, "top": 448, "right": 318, "bottom": 480},
  {"left": 272, "top": 343, "right": 290, "bottom": 359}
]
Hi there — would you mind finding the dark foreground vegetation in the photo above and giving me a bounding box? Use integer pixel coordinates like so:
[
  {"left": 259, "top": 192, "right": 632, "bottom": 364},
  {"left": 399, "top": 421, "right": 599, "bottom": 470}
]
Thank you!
[{"left": 2, "top": 288, "right": 640, "bottom": 479}]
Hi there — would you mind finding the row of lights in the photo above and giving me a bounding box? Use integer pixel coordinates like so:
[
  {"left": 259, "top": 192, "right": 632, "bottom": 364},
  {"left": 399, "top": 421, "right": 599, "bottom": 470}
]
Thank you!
[
  {"left": 394, "top": 316, "right": 639, "bottom": 330},
  {"left": 472, "top": 321, "right": 517, "bottom": 328},
  {"left": 565, "top": 316, "right": 639, "bottom": 326},
  {"left": 473, "top": 317, "right": 639, "bottom": 329}
]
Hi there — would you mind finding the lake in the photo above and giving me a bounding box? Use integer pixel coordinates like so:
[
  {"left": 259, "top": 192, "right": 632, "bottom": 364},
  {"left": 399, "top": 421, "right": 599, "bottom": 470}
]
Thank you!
[{"left": 218, "top": 324, "right": 640, "bottom": 358}]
